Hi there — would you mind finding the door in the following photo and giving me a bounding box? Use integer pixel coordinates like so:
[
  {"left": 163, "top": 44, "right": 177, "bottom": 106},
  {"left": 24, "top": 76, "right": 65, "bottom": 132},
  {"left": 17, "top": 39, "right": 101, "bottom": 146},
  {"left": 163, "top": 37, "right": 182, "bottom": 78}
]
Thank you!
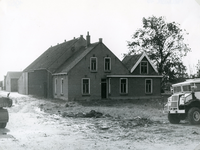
[{"left": 101, "top": 79, "right": 107, "bottom": 99}]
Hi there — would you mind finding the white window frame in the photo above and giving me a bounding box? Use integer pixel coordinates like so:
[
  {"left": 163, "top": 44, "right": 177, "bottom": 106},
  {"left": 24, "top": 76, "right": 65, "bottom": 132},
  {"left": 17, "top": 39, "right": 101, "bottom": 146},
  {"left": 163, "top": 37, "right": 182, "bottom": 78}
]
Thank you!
[
  {"left": 90, "top": 57, "right": 98, "bottom": 72},
  {"left": 120, "top": 78, "right": 128, "bottom": 94},
  {"left": 145, "top": 79, "right": 153, "bottom": 94},
  {"left": 82, "top": 78, "right": 90, "bottom": 95},
  {"left": 61, "top": 78, "right": 64, "bottom": 95},
  {"left": 104, "top": 57, "right": 111, "bottom": 72},
  {"left": 140, "top": 61, "right": 148, "bottom": 74}
]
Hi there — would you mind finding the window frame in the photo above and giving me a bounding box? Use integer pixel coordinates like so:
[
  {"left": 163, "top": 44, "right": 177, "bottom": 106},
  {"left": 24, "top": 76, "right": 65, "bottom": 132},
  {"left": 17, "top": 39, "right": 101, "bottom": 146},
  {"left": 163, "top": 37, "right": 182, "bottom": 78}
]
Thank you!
[
  {"left": 145, "top": 79, "right": 153, "bottom": 94},
  {"left": 90, "top": 57, "right": 98, "bottom": 72},
  {"left": 120, "top": 78, "right": 128, "bottom": 94},
  {"left": 140, "top": 61, "right": 148, "bottom": 74},
  {"left": 82, "top": 78, "right": 90, "bottom": 95},
  {"left": 104, "top": 57, "right": 111, "bottom": 72}
]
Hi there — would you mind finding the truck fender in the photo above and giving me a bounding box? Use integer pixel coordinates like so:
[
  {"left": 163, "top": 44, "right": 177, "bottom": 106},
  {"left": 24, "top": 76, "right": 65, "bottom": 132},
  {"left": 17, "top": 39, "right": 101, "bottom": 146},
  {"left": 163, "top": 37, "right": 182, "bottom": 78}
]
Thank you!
[{"left": 185, "top": 99, "right": 200, "bottom": 111}]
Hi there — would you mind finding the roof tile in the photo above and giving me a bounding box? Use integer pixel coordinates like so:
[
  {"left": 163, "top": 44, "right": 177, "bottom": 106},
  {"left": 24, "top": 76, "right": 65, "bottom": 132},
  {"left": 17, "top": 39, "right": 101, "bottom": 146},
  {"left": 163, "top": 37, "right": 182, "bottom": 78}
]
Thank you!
[
  {"left": 24, "top": 37, "right": 86, "bottom": 73},
  {"left": 122, "top": 54, "right": 142, "bottom": 71}
]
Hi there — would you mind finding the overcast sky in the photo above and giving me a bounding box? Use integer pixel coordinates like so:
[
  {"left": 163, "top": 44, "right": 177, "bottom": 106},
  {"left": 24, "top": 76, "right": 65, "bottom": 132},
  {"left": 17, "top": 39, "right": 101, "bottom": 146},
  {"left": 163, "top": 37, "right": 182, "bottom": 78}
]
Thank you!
[{"left": 0, "top": 0, "right": 200, "bottom": 80}]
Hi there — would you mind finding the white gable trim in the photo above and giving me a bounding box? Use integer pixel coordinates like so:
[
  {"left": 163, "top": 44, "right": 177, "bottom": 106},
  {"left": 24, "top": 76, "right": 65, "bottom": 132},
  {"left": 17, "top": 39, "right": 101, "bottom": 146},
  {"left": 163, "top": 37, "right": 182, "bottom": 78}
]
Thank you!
[{"left": 130, "top": 52, "right": 158, "bottom": 73}]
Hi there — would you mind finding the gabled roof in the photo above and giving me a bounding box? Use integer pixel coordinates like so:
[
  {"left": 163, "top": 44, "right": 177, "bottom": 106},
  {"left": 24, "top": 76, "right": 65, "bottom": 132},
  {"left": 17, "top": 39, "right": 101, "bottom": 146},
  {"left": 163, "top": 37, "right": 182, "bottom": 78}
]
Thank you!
[
  {"left": 6, "top": 72, "right": 22, "bottom": 79},
  {"left": 24, "top": 36, "right": 86, "bottom": 73},
  {"left": 122, "top": 52, "right": 158, "bottom": 73},
  {"left": 122, "top": 54, "right": 142, "bottom": 71},
  {"left": 55, "top": 42, "right": 99, "bottom": 74}
]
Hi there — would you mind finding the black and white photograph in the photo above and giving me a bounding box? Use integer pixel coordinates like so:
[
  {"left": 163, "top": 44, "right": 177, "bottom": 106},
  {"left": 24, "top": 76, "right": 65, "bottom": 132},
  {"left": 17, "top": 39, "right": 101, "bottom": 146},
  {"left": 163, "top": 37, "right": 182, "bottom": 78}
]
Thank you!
[{"left": 0, "top": 0, "right": 200, "bottom": 149}]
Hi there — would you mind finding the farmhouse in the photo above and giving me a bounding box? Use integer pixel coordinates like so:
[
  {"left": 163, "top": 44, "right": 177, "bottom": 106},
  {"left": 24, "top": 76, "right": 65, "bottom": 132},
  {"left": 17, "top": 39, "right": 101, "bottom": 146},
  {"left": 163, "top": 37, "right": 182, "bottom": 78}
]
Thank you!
[
  {"left": 108, "top": 53, "right": 162, "bottom": 99},
  {"left": 18, "top": 32, "right": 162, "bottom": 100}
]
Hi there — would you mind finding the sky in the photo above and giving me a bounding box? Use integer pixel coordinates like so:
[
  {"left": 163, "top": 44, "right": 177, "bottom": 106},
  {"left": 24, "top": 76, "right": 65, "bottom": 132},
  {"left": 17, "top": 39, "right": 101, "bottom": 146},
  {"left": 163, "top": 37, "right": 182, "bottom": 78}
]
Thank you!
[{"left": 0, "top": 0, "right": 200, "bottom": 81}]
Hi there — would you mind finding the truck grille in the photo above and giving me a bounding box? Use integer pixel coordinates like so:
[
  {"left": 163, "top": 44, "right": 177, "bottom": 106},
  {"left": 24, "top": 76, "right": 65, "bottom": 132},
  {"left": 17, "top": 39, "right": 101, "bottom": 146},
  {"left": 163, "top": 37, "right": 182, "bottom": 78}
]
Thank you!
[{"left": 170, "top": 95, "right": 179, "bottom": 109}]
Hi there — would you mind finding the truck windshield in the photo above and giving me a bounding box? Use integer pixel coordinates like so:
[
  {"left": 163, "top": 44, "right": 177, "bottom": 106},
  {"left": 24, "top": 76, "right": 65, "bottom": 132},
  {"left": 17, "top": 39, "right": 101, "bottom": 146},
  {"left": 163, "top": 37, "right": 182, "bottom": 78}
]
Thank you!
[
  {"left": 172, "top": 81, "right": 200, "bottom": 94},
  {"left": 173, "top": 86, "right": 182, "bottom": 93},
  {"left": 173, "top": 85, "right": 191, "bottom": 93},
  {"left": 182, "top": 85, "right": 191, "bottom": 92}
]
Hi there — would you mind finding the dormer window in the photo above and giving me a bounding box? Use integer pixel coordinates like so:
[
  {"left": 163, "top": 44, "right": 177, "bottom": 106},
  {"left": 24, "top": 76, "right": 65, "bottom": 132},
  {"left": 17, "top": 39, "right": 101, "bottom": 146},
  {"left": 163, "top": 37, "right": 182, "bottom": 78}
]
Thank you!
[
  {"left": 140, "top": 61, "right": 148, "bottom": 74},
  {"left": 104, "top": 57, "right": 111, "bottom": 72},
  {"left": 90, "top": 57, "right": 97, "bottom": 72}
]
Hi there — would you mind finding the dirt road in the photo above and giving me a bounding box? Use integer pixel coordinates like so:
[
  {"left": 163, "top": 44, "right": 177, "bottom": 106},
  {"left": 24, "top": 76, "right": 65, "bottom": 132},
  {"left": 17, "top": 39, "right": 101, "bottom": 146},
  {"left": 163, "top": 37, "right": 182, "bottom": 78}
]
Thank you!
[{"left": 0, "top": 92, "right": 200, "bottom": 150}]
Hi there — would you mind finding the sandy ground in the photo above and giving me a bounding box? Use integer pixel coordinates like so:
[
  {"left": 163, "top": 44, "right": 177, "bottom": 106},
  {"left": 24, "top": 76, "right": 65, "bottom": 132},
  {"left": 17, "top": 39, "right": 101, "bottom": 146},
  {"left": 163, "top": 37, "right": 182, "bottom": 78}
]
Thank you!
[{"left": 0, "top": 91, "right": 200, "bottom": 150}]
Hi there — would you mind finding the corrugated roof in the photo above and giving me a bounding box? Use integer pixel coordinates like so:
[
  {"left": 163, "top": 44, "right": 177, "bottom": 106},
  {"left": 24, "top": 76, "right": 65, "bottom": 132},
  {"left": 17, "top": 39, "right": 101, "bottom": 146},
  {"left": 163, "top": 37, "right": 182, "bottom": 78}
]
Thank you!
[
  {"left": 6, "top": 72, "right": 22, "bottom": 78},
  {"left": 24, "top": 37, "right": 86, "bottom": 73},
  {"left": 122, "top": 54, "right": 142, "bottom": 71}
]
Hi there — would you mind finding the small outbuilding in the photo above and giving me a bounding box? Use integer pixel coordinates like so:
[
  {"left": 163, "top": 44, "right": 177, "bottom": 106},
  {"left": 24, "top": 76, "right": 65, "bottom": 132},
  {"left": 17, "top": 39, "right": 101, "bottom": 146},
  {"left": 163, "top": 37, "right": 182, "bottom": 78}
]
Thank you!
[{"left": 5, "top": 72, "right": 22, "bottom": 92}]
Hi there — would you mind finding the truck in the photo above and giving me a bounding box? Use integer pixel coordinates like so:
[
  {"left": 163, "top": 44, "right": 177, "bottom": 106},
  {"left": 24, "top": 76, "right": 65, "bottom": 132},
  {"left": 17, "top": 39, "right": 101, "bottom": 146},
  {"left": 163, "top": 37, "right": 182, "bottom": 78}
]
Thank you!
[
  {"left": 0, "top": 93, "right": 12, "bottom": 128},
  {"left": 164, "top": 78, "right": 200, "bottom": 125}
]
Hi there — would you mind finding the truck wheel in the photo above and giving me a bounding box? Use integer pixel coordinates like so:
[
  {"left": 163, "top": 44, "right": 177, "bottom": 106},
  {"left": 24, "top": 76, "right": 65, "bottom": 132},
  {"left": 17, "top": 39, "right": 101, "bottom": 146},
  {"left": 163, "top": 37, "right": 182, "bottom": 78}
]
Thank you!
[
  {"left": 0, "top": 123, "right": 7, "bottom": 128},
  {"left": 168, "top": 114, "right": 180, "bottom": 124},
  {"left": 188, "top": 107, "right": 200, "bottom": 125}
]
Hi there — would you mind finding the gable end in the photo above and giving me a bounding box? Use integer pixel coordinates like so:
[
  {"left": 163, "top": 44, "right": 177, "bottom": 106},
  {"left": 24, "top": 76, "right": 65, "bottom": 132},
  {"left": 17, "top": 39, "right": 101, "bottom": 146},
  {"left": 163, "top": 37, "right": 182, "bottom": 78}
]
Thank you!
[{"left": 130, "top": 53, "right": 158, "bottom": 74}]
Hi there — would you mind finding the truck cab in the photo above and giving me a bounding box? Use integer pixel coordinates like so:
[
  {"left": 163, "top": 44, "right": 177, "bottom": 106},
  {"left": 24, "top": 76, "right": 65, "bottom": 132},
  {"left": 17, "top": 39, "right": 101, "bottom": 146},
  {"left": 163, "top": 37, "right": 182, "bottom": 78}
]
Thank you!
[{"left": 164, "top": 79, "right": 200, "bottom": 124}]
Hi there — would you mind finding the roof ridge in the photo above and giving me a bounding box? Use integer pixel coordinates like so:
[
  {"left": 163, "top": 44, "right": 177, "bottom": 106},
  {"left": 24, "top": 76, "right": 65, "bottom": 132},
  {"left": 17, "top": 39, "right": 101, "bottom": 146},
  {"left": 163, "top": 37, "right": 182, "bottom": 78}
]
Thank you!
[
  {"left": 23, "top": 37, "right": 81, "bottom": 73},
  {"left": 7, "top": 71, "right": 22, "bottom": 73},
  {"left": 56, "top": 42, "right": 99, "bottom": 73},
  {"left": 65, "top": 42, "right": 99, "bottom": 72},
  {"left": 50, "top": 38, "right": 78, "bottom": 48},
  {"left": 128, "top": 53, "right": 142, "bottom": 56},
  {"left": 46, "top": 38, "right": 79, "bottom": 72}
]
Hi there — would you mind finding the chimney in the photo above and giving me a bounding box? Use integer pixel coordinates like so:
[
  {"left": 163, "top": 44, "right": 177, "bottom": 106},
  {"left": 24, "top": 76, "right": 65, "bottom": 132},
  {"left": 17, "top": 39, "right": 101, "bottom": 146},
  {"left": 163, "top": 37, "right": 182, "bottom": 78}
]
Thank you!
[
  {"left": 99, "top": 38, "right": 103, "bottom": 43},
  {"left": 86, "top": 31, "right": 90, "bottom": 47}
]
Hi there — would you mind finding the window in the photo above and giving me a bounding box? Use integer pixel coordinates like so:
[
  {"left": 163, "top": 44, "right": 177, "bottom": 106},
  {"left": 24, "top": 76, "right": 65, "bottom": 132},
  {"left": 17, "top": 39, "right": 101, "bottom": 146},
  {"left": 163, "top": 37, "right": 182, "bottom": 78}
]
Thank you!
[
  {"left": 183, "top": 85, "right": 191, "bottom": 92},
  {"left": 194, "top": 83, "right": 200, "bottom": 91},
  {"left": 104, "top": 57, "right": 111, "bottom": 72},
  {"left": 82, "top": 78, "right": 90, "bottom": 95},
  {"left": 90, "top": 57, "right": 97, "bottom": 72},
  {"left": 55, "top": 78, "right": 57, "bottom": 94},
  {"left": 173, "top": 86, "right": 182, "bottom": 93},
  {"left": 61, "top": 78, "right": 64, "bottom": 95},
  {"left": 120, "top": 78, "right": 128, "bottom": 94},
  {"left": 145, "top": 79, "right": 152, "bottom": 94},
  {"left": 141, "top": 61, "right": 148, "bottom": 74}
]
